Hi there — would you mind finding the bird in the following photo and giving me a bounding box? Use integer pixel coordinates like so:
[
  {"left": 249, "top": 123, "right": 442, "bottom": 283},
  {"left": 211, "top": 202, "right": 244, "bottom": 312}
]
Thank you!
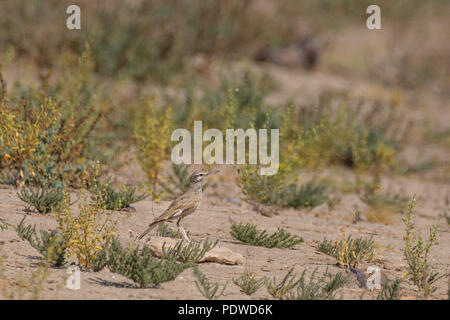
[{"left": 138, "top": 169, "right": 219, "bottom": 242}]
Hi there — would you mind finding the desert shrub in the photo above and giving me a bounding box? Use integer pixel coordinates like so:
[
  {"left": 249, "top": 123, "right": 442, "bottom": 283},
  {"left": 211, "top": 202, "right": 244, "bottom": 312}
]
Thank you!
[
  {"left": 17, "top": 186, "right": 63, "bottom": 214},
  {"left": 233, "top": 273, "right": 265, "bottom": 296},
  {"left": 377, "top": 279, "right": 402, "bottom": 300},
  {"left": 402, "top": 197, "right": 444, "bottom": 297},
  {"left": 231, "top": 223, "right": 303, "bottom": 249},
  {"left": 288, "top": 94, "right": 401, "bottom": 191},
  {"left": 281, "top": 181, "right": 329, "bottom": 209},
  {"left": 15, "top": 218, "right": 66, "bottom": 267},
  {"left": 107, "top": 238, "right": 186, "bottom": 288},
  {"left": 317, "top": 231, "right": 374, "bottom": 268},
  {"left": 92, "top": 183, "right": 148, "bottom": 210},
  {"left": 265, "top": 267, "right": 347, "bottom": 300},
  {"left": 55, "top": 192, "right": 120, "bottom": 271},
  {"left": 0, "top": 93, "right": 59, "bottom": 187},
  {"left": 161, "top": 239, "right": 218, "bottom": 267},
  {"left": 193, "top": 266, "right": 227, "bottom": 300},
  {"left": 134, "top": 100, "right": 172, "bottom": 198},
  {"left": 0, "top": 65, "right": 103, "bottom": 188},
  {"left": 91, "top": 248, "right": 109, "bottom": 273},
  {"left": 289, "top": 268, "right": 347, "bottom": 300},
  {"left": 237, "top": 165, "right": 286, "bottom": 213},
  {"left": 265, "top": 268, "right": 302, "bottom": 300}
]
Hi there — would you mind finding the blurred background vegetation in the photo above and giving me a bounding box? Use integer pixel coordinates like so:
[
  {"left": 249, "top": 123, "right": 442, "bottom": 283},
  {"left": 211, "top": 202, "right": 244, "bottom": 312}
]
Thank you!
[{"left": 0, "top": 0, "right": 448, "bottom": 214}]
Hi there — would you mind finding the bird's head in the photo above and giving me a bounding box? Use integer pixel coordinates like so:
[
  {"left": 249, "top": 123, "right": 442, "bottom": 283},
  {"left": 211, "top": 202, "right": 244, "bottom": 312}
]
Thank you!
[{"left": 189, "top": 169, "right": 220, "bottom": 185}]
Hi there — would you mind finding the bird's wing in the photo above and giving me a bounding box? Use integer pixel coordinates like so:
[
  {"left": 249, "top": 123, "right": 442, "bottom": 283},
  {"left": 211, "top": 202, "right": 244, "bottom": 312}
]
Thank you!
[{"left": 155, "top": 191, "right": 201, "bottom": 221}]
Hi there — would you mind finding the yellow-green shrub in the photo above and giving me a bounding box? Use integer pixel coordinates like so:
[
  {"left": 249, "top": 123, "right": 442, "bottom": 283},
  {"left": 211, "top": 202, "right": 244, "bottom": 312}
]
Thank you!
[
  {"left": 56, "top": 191, "right": 120, "bottom": 271},
  {"left": 0, "top": 64, "right": 102, "bottom": 188},
  {"left": 134, "top": 100, "right": 172, "bottom": 197}
]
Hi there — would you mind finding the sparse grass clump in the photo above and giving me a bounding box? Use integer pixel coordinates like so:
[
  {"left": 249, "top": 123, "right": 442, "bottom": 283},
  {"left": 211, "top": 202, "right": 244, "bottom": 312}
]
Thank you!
[
  {"left": 107, "top": 238, "right": 186, "bottom": 288},
  {"left": 92, "top": 184, "right": 148, "bottom": 210},
  {"left": 402, "top": 196, "right": 444, "bottom": 297},
  {"left": 317, "top": 231, "right": 374, "bottom": 268},
  {"left": 161, "top": 239, "right": 218, "bottom": 266},
  {"left": 233, "top": 273, "right": 265, "bottom": 296},
  {"left": 230, "top": 223, "right": 303, "bottom": 249},
  {"left": 265, "top": 267, "right": 347, "bottom": 300},
  {"left": 18, "top": 186, "right": 63, "bottom": 214},
  {"left": 377, "top": 279, "right": 402, "bottom": 300},
  {"left": 15, "top": 218, "right": 66, "bottom": 267},
  {"left": 290, "top": 268, "right": 347, "bottom": 300},
  {"left": 265, "top": 268, "right": 302, "bottom": 299},
  {"left": 193, "top": 266, "right": 228, "bottom": 300}
]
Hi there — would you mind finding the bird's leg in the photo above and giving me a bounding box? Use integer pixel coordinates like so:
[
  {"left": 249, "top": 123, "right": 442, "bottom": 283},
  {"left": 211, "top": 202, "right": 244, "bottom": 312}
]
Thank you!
[
  {"left": 179, "top": 226, "right": 191, "bottom": 243},
  {"left": 177, "top": 218, "right": 191, "bottom": 243}
]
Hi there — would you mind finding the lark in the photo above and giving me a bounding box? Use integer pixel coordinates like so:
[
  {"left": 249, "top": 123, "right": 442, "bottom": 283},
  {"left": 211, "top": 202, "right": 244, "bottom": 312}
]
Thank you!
[{"left": 138, "top": 169, "right": 219, "bottom": 242}]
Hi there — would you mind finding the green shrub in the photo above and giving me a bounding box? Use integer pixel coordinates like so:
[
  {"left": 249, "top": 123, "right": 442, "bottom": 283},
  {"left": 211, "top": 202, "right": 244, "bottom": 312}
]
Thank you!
[
  {"left": 193, "top": 266, "right": 227, "bottom": 300},
  {"left": 281, "top": 181, "right": 329, "bottom": 208},
  {"left": 230, "top": 223, "right": 303, "bottom": 249},
  {"left": 237, "top": 165, "right": 286, "bottom": 213},
  {"left": 107, "top": 238, "right": 186, "bottom": 288},
  {"left": 91, "top": 248, "right": 109, "bottom": 273},
  {"left": 17, "top": 186, "right": 63, "bottom": 214},
  {"left": 402, "top": 197, "right": 444, "bottom": 297},
  {"left": 15, "top": 218, "right": 66, "bottom": 267},
  {"left": 92, "top": 184, "right": 148, "bottom": 210}
]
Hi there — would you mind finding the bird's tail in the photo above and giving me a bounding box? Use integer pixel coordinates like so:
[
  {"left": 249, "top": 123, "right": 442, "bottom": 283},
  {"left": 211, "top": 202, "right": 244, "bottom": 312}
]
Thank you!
[{"left": 137, "top": 220, "right": 162, "bottom": 240}]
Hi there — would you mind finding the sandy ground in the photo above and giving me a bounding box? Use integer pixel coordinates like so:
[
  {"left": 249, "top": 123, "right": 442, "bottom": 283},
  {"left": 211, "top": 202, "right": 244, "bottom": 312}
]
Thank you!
[
  {"left": 0, "top": 19, "right": 449, "bottom": 299},
  {"left": 0, "top": 165, "right": 448, "bottom": 300}
]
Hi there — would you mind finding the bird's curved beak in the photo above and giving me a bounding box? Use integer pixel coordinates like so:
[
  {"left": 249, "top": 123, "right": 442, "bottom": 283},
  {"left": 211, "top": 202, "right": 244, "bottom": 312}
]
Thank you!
[{"left": 206, "top": 169, "right": 220, "bottom": 176}]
